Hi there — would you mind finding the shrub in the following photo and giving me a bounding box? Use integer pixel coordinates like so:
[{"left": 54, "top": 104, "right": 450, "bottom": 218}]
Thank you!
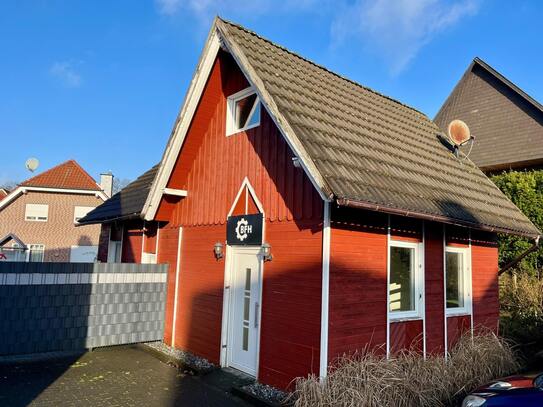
[
  {"left": 490, "top": 170, "right": 543, "bottom": 275},
  {"left": 500, "top": 273, "right": 543, "bottom": 363},
  {"left": 292, "top": 333, "right": 519, "bottom": 407}
]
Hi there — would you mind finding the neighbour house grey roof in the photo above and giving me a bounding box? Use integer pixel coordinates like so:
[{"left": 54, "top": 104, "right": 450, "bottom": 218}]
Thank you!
[
  {"left": 78, "top": 165, "right": 158, "bottom": 224},
  {"left": 435, "top": 57, "right": 543, "bottom": 172},
  {"left": 216, "top": 19, "right": 539, "bottom": 238}
]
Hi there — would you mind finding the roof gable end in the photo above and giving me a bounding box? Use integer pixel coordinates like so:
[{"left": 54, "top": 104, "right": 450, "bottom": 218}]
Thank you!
[{"left": 20, "top": 160, "right": 101, "bottom": 191}]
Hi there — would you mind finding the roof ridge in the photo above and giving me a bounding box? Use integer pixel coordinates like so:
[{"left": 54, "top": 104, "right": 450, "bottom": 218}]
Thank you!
[
  {"left": 68, "top": 159, "right": 101, "bottom": 190},
  {"left": 20, "top": 159, "right": 100, "bottom": 191},
  {"left": 218, "top": 17, "right": 429, "bottom": 119},
  {"left": 472, "top": 57, "right": 543, "bottom": 113}
]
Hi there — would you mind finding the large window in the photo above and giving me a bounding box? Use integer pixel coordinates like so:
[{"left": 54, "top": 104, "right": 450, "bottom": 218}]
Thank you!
[
  {"left": 27, "top": 244, "right": 45, "bottom": 262},
  {"left": 445, "top": 248, "right": 470, "bottom": 315},
  {"left": 389, "top": 241, "right": 422, "bottom": 320},
  {"left": 74, "top": 206, "right": 94, "bottom": 223},
  {"left": 25, "top": 204, "right": 48, "bottom": 222},
  {"left": 226, "top": 87, "right": 261, "bottom": 136}
]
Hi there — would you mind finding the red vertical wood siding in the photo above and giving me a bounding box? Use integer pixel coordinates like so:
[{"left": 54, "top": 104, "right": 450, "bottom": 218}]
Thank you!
[
  {"left": 390, "top": 215, "right": 423, "bottom": 243},
  {"left": 258, "top": 221, "right": 323, "bottom": 389},
  {"left": 97, "top": 224, "right": 110, "bottom": 262},
  {"left": 143, "top": 221, "right": 158, "bottom": 254},
  {"left": 328, "top": 208, "right": 388, "bottom": 361},
  {"left": 155, "top": 50, "right": 322, "bottom": 226},
  {"left": 155, "top": 51, "right": 323, "bottom": 389},
  {"left": 389, "top": 320, "right": 423, "bottom": 353},
  {"left": 158, "top": 224, "right": 180, "bottom": 345},
  {"left": 447, "top": 315, "right": 471, "bottom": 349},
  {"left": 446, "top": 225, "right": 470, "bottom": 247},
  {"left": 172, "top": 224, "right": 225, "bottom": 362},
  {"left": 121, "top": 220, "right": 143, "bottom": 263},
  {"left": 425, "top": 222, "right": 445, "bottom": 355},
  {"left": 471, "top": 231, "right": 499, "bottom": 332}
]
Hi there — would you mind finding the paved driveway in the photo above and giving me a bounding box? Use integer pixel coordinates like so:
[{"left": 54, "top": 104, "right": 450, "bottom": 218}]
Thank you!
[{"left": 0, "top": 345, "right": 251, "bottom": 407}]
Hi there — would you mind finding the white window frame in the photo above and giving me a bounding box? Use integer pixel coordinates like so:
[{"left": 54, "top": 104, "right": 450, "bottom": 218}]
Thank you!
[
  {"left": 73, "top": 206, "right": 95, "bottom": 223},
  {"left": 25, "top": 204, "right": 49, "bottom": 222},
  {"left": 388, "top": 240, "right": 424, "bottom": 321},
  {"left": 445, "top": 246, "right": 471, "bottom": 316},
  {"left": 27, "top": 244, "right": 45, "bottom": 263},
  {"left": 226, "top": 87, "right": 261, "bottom": 136}
]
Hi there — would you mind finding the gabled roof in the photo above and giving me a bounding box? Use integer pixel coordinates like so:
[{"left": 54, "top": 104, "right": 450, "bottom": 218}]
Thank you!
[
  {"left": 435, "top": 58, "right": 543, "bottom": 172},
  {"left": 143, "top": 18, "right": 539, "bottom": 238},
  {"left": 0, "top": 160, "right": 108, "bottom": 212},
  {"left": 0, "top": 233, "right": 26, "bottom": 249},
  {"left": 79, "top": 165, "right": 158, "bottom": 224},
  {"left": 21, "top": 160, "right": 102, "bottom": 191}
]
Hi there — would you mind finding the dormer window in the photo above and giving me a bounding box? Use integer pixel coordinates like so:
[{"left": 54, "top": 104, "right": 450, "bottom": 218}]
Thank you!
[{"left": 226, "top": 87, "right": 261, "bottom": 136}]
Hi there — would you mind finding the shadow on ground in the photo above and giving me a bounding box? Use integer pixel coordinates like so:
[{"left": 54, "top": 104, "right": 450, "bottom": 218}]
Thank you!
[{"left": 0, "top": 345, "right": 250, "bottom": 407}]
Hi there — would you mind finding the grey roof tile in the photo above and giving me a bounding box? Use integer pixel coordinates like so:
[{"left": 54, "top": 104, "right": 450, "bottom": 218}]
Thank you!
[
  {"left": 219, "top": 19, "right": 539, "bottom": 237},
  {"left": 79, "top": 165, "right": 158, "bottom": 224}
]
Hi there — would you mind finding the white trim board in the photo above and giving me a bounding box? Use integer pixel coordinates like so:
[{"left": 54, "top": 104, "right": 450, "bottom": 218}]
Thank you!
[
  {"left": 171, "top": 226, "right": 183, "bottom": 348},
  {"left": 319, "top": 201, "right": 331, "bottom": 379},
  {"left": 163, "top": 188, "right": 188, "bottom": 197},
  {"left": 227, "top": 177, "right": 265, "bottom": 217},
  {"left": 142, "top": 18, "right": 333, "bottom": 222},
  {"left": 0, "top": 186, "right": 107, "bottom": 212}
]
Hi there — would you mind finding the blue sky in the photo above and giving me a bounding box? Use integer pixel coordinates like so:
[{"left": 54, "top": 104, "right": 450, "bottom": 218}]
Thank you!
[{"left": 1, "top": 0, "right": 542, "bottom": 185}]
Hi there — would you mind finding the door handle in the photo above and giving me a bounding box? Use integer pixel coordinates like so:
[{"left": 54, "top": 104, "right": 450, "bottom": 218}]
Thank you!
[{"left": 254, "top": 302, "right": 260, "bottom": 328}]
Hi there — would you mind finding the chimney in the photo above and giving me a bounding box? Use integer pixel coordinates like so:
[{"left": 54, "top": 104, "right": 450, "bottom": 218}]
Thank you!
[{"left": 100, "top": 172, "right": 113, "bottom": 198}]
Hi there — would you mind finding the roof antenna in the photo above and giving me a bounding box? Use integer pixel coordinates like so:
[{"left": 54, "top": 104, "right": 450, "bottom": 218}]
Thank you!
[{"left": 447, "top": 119, "right": 475, "bottom": 161}]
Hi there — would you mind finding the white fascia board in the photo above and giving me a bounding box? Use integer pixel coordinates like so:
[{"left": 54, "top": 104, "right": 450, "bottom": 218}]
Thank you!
[
  {"left": 0, "top": 186, "right": 107, "bottom": 212},
  {"left": 142, "top": 21, "right": 222, "bottom": 221}
]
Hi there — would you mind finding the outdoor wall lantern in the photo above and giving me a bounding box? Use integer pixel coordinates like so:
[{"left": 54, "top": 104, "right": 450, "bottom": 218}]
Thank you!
[
  {"left": 213, "top": 242, "right": 224, "bottom": 261},
  {"left": 261, "top": 242, "right": 273, "bottom": 262}
]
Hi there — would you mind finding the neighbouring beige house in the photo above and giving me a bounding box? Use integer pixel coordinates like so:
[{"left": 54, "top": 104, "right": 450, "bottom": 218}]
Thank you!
[{"left": 0, "top": 160, "right": 112, "bottom": 262}]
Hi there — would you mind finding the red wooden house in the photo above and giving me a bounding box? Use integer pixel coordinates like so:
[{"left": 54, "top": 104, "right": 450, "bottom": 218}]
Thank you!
[{"left": 81, "top": 19, "right": 540, "bottom": 389}]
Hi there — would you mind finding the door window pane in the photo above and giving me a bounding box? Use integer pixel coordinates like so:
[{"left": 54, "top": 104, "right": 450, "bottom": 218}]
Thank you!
[
  {"left": 389, "top": 246, "right": 415, "bottom": 312},
  {"left": 242, "top": 268, "right": 251, "bottom": 351},
  {"left": 446, "top": 252, "right": 464, "bottom": 309}
]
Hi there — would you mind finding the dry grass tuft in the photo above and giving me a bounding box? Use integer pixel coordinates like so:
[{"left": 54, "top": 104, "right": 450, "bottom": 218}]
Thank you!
[{"left": 292, "top": 332, "right": 519, "bottom": 407}]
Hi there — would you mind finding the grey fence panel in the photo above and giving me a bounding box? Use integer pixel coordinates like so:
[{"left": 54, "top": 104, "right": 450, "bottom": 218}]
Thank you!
[{"left": 0, "top": 262, "right": 168, "bottom": 356}]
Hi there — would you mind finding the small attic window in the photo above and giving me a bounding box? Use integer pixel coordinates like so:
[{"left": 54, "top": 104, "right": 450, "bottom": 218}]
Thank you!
[{"left": 226, "top": 87, "right": 261, "bottom": 136}]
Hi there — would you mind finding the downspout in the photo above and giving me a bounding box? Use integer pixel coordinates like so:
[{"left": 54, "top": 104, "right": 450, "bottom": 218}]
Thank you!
[{"left": 499, "top": 236, "right": 540, "bottom": 275}]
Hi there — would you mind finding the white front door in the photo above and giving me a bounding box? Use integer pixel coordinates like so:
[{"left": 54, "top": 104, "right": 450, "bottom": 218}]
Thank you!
[{"left": 227, "top": 247, "right": 261, "bottom": 376}]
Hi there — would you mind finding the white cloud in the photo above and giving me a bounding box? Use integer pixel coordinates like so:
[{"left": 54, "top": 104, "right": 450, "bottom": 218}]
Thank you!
[
  {"left": 49, "top": 61, "right": 82, "bottom": 88},
  {"left": 155, "top": 0, "right": 320, "bottom": 23},
  {"left": 332, "top": 0, "right": 480, "bottom": 75},
  {"left": 155, "top": 0, "right": 182, "bottom": 16}
]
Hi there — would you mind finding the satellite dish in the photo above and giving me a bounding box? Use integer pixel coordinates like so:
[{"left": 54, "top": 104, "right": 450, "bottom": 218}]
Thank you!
[
  {"left": 446, "top": 119, "right": 475, "bottom": 160},
  {"left": 447, "top": 119, "right": 472, "bottom": 146},
  {"left": 25, "top": 158, "right": 39, "bottom": 173}
]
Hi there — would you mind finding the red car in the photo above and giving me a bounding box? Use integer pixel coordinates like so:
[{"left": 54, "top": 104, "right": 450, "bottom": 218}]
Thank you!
[{"left": 462, "top": 374, "right": 543, "bottom": 406}]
